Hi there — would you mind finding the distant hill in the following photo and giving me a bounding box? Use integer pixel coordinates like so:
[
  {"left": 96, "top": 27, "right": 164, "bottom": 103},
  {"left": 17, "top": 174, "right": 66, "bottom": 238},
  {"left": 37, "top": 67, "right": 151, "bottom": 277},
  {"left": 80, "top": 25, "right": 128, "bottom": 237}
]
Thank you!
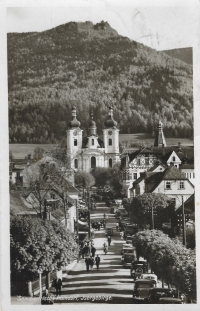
[
  {"left": 161, "top": 47, "right": 192, "bottom": 65},
  {"left": 7, "top": 21, "right": 193, "bottom": 143}
]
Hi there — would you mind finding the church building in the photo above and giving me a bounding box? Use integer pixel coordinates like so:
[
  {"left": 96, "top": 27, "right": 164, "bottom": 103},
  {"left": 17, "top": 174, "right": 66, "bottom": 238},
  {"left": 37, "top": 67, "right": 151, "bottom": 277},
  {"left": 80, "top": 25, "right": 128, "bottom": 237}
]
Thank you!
[{"left": 66, "top": 106, "right": 120, "bottom": 172}]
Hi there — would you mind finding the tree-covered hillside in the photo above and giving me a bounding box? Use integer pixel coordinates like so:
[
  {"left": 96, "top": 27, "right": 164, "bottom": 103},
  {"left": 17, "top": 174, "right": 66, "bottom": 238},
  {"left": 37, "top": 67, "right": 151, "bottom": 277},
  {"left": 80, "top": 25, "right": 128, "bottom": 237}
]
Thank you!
[{"left": 8, "top": 21, "right": 193, "bottom": 143}]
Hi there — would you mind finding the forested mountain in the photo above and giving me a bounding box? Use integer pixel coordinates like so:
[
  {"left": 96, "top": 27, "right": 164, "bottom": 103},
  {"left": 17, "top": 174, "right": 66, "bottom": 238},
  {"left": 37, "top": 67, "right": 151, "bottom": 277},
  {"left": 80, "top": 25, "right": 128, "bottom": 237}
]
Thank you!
[
  {"left": 8, "top": 21, "right": 193, "bottom": 143},
  {"left": 161, "top": 47, "right": 192, "bottom": 65}
]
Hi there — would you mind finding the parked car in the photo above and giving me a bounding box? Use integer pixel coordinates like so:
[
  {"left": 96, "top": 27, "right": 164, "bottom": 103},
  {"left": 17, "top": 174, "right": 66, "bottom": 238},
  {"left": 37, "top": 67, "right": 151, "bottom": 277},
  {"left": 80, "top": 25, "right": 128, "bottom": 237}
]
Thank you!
[
  {"left": 121, "top": 243, "right": 133, "bottom": 254},
  {"left": 124, "top": 224, "right": 138, "bottom": 239},
  {"left": 136, "top": 273, "right": 158, "bottom": 283},
  {"left": 130, "top": 260, "right": 148, "bottom": 278},
  {"left": 126, "top": 235, "right": 133, "bottom": 244},
  {"left": 123, "top": 253, "right": 137, "bottom": 268},
  {"left": 121, "top": 247, "right": 136, "bottom": 263},
  {"left": 148, "top": 288, "right": 177, "bottom": 304},
  {"left": 133, "top": 279, "right": 157, "bottom": 303},
  {"left": 159, "top": 298, "right": 183, "bottom": 304}
]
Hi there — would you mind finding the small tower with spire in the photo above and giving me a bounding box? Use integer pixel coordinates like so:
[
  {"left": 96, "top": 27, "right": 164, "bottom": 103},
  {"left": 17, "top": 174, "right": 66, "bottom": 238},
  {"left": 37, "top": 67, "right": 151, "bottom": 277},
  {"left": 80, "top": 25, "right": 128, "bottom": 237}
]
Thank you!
[
  {"left": 103, "top": 106, "right": 120, "bottom": 167},
  {"left": 154, "top": 120, "right": 167, "bottom": 147},
  {"left": 67, "top": 106, "right": 83, "bottom": 169}
]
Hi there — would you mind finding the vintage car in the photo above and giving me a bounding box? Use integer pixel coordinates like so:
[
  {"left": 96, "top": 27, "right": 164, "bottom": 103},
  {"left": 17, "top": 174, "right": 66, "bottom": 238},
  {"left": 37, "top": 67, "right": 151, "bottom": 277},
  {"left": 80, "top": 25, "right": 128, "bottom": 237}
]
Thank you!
[
  {"left": 123, "top": 253, "right": 137, "bottom": 268},
  {"left": 159, "top": 298, "right": 183, "bottom": 304},
  {"left": 132, "top": 279, "right": 157, "bottom": 303},
  {"left": 121, "top": 243, "right": 133, "bottom": 254},
  {"left": 124, "top": 224, "right": 138, "bottom": 239},
  {"left": 130, "top": 260, "right": 148, "bottom": 278},
  {"left": 105, "top": 225, "right": 114, "bottom": 236},
  {"left": 136, "top": 273, "right": 158, "bottom": 283},
  {"left": 121, "top": 246, "right": 136, "bottom": 263},
  {"left": 148, "top": 288, "right": 176, "bottom": 304}
]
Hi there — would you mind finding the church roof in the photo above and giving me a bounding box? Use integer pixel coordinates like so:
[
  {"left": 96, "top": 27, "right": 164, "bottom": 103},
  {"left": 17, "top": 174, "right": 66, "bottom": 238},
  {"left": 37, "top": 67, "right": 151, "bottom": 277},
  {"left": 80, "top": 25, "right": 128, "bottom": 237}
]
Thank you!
[{"left": 82, "top": 137, "right": 104, "bottom": 148}]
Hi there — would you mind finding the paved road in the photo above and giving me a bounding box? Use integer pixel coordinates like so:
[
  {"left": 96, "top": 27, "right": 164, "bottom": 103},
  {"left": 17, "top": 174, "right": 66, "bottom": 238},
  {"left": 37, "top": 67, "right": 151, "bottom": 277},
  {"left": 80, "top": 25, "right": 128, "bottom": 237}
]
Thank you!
[{"left": 53, "top": 202, "right": 134, "bottom": 304}]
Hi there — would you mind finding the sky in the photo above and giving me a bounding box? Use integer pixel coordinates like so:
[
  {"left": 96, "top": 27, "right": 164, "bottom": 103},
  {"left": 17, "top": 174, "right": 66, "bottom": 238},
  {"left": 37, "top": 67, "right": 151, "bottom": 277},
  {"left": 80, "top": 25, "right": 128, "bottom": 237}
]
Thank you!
[{"left": 6, "top": 1, "right": 198, "bottom": 51}]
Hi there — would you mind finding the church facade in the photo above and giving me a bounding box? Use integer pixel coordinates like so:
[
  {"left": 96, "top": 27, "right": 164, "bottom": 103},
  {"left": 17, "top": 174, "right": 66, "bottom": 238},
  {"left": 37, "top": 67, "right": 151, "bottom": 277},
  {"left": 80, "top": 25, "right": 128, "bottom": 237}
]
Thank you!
[{"left": 66, "top": 106, "right": 120, "bottom": 172}]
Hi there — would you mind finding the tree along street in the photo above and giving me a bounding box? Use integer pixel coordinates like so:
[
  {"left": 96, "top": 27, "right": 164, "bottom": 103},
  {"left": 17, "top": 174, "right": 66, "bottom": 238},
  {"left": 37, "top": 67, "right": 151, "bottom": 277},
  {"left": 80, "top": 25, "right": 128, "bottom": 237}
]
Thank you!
[{"left": 49, "top": 202, "right": 164, "bottom": 304}]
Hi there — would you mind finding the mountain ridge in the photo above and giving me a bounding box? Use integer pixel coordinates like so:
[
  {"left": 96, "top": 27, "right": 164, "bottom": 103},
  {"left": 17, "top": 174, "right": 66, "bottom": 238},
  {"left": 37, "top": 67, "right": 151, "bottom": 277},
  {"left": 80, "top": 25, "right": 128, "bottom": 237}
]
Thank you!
[{"left": 8, "top": 21, "right": 193, "bottom": 144}]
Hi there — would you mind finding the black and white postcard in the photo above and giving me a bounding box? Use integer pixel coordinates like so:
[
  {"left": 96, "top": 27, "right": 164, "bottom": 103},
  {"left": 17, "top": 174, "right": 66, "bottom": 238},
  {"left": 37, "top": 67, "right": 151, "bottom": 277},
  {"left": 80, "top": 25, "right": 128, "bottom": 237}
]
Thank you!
[{"left": 1, "top": 0, "right": 200, "bottom": 310}]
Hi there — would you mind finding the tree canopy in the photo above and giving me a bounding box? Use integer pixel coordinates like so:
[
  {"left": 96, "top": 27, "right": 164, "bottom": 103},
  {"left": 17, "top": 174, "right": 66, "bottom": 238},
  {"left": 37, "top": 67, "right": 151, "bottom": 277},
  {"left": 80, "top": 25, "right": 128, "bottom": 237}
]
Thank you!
[{"left": 10, "top": 215, "right": 78, "bottom": 281}]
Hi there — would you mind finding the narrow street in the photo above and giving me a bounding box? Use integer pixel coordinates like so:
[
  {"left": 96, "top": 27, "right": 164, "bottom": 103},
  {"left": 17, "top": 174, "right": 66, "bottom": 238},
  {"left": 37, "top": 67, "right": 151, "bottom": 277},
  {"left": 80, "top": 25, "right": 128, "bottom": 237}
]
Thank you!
[{"left": 53, "top": 202, "right": 133, "bottom": 304}]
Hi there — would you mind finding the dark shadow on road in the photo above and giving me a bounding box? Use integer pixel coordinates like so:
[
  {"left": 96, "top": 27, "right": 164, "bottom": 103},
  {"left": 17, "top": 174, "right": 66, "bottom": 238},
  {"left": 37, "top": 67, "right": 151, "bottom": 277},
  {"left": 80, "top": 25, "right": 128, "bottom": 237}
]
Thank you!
[
  {"left": 63, "top": 275, "right": 131, "bottom": 282},
  {"left": 60, "top": 287, "right": 133, "bottom": 295}
]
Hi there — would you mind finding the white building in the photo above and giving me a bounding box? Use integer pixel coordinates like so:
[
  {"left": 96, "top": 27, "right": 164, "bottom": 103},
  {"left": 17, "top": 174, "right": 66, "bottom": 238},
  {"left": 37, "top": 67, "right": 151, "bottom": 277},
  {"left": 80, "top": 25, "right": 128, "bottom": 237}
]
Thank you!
[{"left": 67, "top": 106, "right": 120, "bottom": 172}]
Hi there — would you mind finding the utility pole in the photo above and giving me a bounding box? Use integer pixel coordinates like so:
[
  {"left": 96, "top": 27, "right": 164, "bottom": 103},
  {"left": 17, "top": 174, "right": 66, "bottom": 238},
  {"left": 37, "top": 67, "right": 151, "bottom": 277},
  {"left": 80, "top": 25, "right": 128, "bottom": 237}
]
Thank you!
[
  {"left": 151, "top": 206, "right": 154, "bottom": 230},
  {"left": 76, "top": 199, "right": 79, "bottom": 261},
  {"left": 182, "top": 196, "right": 186, "bottom": 246},
  {"left": 88, "top": 186, "right": 91, "bottom": 239}
]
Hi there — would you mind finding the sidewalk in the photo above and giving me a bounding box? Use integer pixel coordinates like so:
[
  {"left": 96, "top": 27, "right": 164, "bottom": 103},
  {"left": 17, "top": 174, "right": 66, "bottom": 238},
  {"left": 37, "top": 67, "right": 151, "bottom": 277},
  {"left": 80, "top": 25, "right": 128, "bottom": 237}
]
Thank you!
[{"left": 11, "top": 260, "right": 79, "bottom": 305}]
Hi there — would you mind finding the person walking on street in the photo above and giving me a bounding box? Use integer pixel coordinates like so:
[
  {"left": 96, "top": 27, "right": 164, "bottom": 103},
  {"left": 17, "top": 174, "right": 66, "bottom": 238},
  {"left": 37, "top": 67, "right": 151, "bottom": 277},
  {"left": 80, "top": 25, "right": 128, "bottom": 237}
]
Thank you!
[
  {"left": 103, "top": 213, "right": 106, "bottom": 219},
  {"left": 91, "top": 246, "right": 96, "bottom": 257},
  {"left": 95, "top": 255, "right": 101, "bottom": 270},
  {"left": 85, "top": 256, "right": 90, "bottom": 272},
  {"left": 108, "top": 236, "right": 111, "bottom": 247},
  {"left": 90, "top": 256, "right": 94, "bottom": 271},
  {"left": 54, "top": 277, "right": 62, "bottom": 296}
]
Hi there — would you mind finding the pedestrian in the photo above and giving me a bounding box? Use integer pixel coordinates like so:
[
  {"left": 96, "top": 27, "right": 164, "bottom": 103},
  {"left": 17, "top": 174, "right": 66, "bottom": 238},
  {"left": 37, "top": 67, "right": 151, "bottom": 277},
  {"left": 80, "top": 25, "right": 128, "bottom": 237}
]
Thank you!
[
  {"left": 116, "top": 223, "right": 119, "bottom": 231},
  {"left": 85, "top": 256, "right": 90, "bottom": 272},
  {"left": 98, "top": 221, "right": 101, "bottom": 231},
  {"left": 95, "top": 255, "right": 101, "bottom": 270},
  {"left": 108, "top": 236, "right": 111, "bottom": 247},
  {"left": 54, "top": 277, "right": 62, "bottom": 296},
  {"left": 103, "top": 213, "right": 106, "bottom": 219},
  {"left": 90, "top": 256, "right": 94, "bottom": 270},
  {"left": 91, "top": 246, "right": 96, "bottom": 257}
]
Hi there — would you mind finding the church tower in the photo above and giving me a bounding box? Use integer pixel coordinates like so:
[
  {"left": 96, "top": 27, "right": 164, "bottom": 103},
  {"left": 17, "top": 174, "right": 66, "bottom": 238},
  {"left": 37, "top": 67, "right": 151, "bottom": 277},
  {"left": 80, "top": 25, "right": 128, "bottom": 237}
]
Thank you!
[
  {"left": 154, "top": 120, "right": 167, "bottom": 147},
  {"left": 86, "top": 112, "right": 100, "bottom": 149},
  {"left": 67, "top": 107, "right": 83, "bottom": 170},
  {"left": 103, "top": 106, "right": 120, "bottom": 167}
]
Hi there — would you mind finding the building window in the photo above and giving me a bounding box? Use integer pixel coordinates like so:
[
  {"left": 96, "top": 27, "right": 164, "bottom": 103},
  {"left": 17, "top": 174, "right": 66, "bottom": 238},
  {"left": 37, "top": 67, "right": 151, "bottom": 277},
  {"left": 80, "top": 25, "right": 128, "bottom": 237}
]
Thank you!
[
  {"left": 92, "top": 139, "right": 94, "bottom": 145},
  {"left": 74, "top": 159, "right": 78, "bottom": 169},
  {"left": 172, "top": 156, "right": 176, "bottom": 161},
  {"left": 91, "top": 156, "right": 96, "bottom": 168},
  {"left": 160, "top": 168, "right": 163, "bottom": 171},
  {"left": 165, "top": 181, "right": 171, "bottom": 189},
  {"left": 16, "top": 171, "right": 20, "bottom": 178},
  {"left": 74, "top": 139, "right": 77, "bottom": 146},
  {"left": 179, "top": 181, "right": 185, "bottom": 189},
  {"left": 109, "top": 158, "right": 112, "bottom": 168},
  {"left": 133, "top": 173, "right": 137, "bottom": 179},
  {"left": 190, "top": 173, "right": 191, "bottom": 178},
  {"left": 193, "top": 173, "right": 195, "bottom": 178},
  {"left": 109, "top": 139, "right": 112, "bottom": 146},
  {"left": 137, "top": 159, "right": 140, "bottom": 165},
  {"left": 145, "top": 158, "right": 149, "bottom": 165}
]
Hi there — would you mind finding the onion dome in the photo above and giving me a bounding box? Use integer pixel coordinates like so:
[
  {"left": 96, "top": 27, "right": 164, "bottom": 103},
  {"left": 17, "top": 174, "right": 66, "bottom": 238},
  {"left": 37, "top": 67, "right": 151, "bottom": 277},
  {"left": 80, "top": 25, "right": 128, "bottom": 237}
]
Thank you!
[
  {"left": 69, "top": 106, "right": 80, "bottom": 128},
  {"left": 88, "top": 113, "right": 97, "bottom": 136},
  {"left": 104, "top": 106, "right": 117, "bottom": 128}
]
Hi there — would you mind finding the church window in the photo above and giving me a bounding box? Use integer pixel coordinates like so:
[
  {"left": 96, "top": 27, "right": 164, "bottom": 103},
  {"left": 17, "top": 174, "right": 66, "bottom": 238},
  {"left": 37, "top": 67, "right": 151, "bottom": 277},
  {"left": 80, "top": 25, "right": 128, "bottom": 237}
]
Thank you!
[
  {"left": 109, "top": 139, "right": 112, "bottom": 146},
  {"left": 109, "top": 158, "right": 112, "bottom": 168},
  {"left": 74, "top": 139, "right": 77, "bottom": 146},
  {"left": 91, "top": 157, "right": 96, "bottom": 168},
  {"left": 74, "top": 159, "right": 78, "bottom": 169},
  {"left": 92, "top": 139, "right": 94, "bottom": 145}
]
